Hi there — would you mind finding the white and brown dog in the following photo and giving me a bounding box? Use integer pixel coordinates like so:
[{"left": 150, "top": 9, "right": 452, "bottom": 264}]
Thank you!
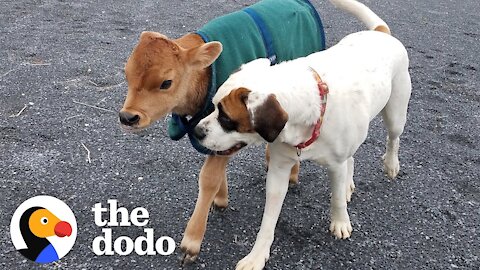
[
  {"left": 119, "top": 0, "right": 391, "bottom": 264},
  {"left": 194, "top": 3, "right": 411, "bottom": 270}
]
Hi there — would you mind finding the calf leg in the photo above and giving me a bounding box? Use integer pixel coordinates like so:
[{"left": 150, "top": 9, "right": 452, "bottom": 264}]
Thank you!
[{"left": 180, "top": 155, "right": 230, "bottom": 263}]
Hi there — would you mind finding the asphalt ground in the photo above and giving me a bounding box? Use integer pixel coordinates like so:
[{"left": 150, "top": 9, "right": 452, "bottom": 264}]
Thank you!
[{"left": 0, "top": 0, "right": 479, "bottom": 269}]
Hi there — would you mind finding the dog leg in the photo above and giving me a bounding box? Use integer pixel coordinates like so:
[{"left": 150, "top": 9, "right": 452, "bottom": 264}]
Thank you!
[
  {"left": 327, "top": 161, "right": 353, "bottom": 239},
  {"left": 346, "top": 157, "right": 355, "bottom": 202},
  {"left": 180, "top": 155, "right": 230, "bottom": 264},
  {"left": 382, "top": 136, "right": 400, "bottom": 179},
  {"left": 237, "top": 148, "right": 295, "bottom": 270},
  {"left": 266, "top": 144, "right": 299, "bottom": 185},
  {"left": 381, "top": 70, "right": 411, "bottom": 179}
]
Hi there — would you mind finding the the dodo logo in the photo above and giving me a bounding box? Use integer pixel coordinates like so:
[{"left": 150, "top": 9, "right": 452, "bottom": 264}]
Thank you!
[{"left": 10, "top": 195, "right": 77, "bottom": 264}]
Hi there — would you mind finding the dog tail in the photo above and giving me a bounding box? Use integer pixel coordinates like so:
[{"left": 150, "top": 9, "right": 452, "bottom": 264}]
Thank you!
[{"left": 328, "top": 0, "right": 391, "bottom": 35}]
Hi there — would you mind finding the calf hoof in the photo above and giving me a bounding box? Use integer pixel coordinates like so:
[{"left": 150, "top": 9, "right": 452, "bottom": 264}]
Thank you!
[
  {"left": 180, "top": 252, "right": 198, "bottom": 266},
  {"left": 289, "top": 174, "right": 299, "bottom": 187},
  {"left": 289, "top": 161, "right": 300, "bottom": 186},
  {"left": 210, "top": 202, "right": 228, "bottom": 213},
  {"left": 213, "top": 196, "right": 229, "bottom": 210},
  {"left": 179, "top": 237, "right": 201, "bottom": 265}
]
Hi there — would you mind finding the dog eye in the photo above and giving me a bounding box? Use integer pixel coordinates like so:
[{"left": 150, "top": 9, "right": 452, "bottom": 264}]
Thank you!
[
  {"left": 219, "top": 115, "right": 231, "bottom": 124},
  {"left": 159, "top": 80, "right": 172, "bottom": 90},
  {"left": 218, "top": 115, "right": 237, "bottom": 131}
]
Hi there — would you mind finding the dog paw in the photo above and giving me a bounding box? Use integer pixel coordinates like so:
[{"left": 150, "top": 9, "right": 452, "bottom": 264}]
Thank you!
[
  {"left": 382, "top": 153, "right": 400, "bottom": 179},
  {"left": 329, "top": 220, "right": 353, "bottom": 239},
  {"left": 346, "top": 179, "right": 355, "bottom": 203},
  {"left": 236, "top": 250, "right": 270, "bottom": 270},
  {"left": 179, "top": 237, "right": 201, "bottom": 265}
]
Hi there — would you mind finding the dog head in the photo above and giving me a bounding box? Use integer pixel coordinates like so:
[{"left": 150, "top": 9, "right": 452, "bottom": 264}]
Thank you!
[
  {"left": 119, "top": 31, "right": 222, "bottom": 130},
  {"left": 194, "top": 86, "right": 288, "bottom": 156}
]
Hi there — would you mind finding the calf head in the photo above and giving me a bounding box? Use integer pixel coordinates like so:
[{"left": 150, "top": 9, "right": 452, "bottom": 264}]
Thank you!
[{"left": 119, "top": 31, "right": 222, "bottom": 130}]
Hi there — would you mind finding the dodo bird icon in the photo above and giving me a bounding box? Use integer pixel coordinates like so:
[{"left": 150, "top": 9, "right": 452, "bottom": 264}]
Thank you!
[
  {"left": 18, "top": 207, "right": 72, "bottom": 263},
  {"left": 10, "top": 195, "right": 77, "bottom": 264}
]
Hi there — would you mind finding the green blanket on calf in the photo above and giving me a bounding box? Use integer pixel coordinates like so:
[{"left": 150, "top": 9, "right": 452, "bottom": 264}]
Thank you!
[{"left": 168, "top": 0, "right": 326, "bottom": 154}]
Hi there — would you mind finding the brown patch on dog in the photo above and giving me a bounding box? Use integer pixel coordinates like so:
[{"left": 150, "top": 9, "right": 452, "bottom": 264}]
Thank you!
[
  {"left": 218, "top": 87, "right": 253, "bottom": 133},
  {"left": 219, "top": 88, "right": 288, "bottom": 142},
  {"left": 120, "top": 32, "right": 222, "bottom": 128},
  {"left": 253, "top": 94, "right": 289, "bottom": 142},
  {"left": 374, "top": 25, "right": 391, "bottom": 35}
]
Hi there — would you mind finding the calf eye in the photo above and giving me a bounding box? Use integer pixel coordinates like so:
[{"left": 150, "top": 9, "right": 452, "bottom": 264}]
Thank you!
[{"left": 159, "top": 80, "right": 172, "bottom": 90}]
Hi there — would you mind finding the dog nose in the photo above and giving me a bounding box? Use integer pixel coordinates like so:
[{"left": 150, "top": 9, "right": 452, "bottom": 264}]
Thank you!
[
  {"left": 119, "top": 111, "right": 140, "bottom": 126},
  {"left": 194, "top": 126, "right": 206, "bottom": 141}
]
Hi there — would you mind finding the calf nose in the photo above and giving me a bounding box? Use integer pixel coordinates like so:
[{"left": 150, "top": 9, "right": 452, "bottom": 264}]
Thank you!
[
  {"left": 194, "top": 126, "right": 206, "bottom": 141},
  {"left": 119, "top": 111, "right": 140, "bottom": 126}
]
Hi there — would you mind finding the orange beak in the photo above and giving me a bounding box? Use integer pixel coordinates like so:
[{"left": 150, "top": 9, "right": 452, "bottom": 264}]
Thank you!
[{"left": 54, "top": 221, "right": 72, "bottom": 237}]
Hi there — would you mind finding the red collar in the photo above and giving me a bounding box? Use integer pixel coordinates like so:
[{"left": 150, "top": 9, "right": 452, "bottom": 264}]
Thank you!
[{"left": 295, "top": 67, "right": 329, "bottom": 151}]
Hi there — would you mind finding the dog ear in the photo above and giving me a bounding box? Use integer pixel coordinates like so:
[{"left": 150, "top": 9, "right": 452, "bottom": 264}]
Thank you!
[
  {"left": 252, "top": 94, "right": 288, "bottom": 143},
  {"left": 187, "top": 41, "right": 223, "bottom": 69}
]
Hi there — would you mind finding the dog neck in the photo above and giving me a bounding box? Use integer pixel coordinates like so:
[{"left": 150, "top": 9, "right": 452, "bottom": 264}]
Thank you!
[
  {"left": 295, "top": 68, "right": 328, "bottom": 150},
  {"left": 268, "top": 65, "right": 325, "bottom": 147},
  {"left": 174, "top": 33, "right": 211, "bottom": 117}
]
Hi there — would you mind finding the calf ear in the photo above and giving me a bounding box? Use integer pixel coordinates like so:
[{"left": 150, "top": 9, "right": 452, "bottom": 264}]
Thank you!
[
  {"left": 252, "top": 94, "right": 288, "bottom": 143},
  {"left": 188, "top": 41, "right": 223, "bottom": 69},
  {"left": 140, "top": 31, "right": 168, "bottom": 40},
  {"left": 139, "top": 32, "right": 180, "bottom": 53}
]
